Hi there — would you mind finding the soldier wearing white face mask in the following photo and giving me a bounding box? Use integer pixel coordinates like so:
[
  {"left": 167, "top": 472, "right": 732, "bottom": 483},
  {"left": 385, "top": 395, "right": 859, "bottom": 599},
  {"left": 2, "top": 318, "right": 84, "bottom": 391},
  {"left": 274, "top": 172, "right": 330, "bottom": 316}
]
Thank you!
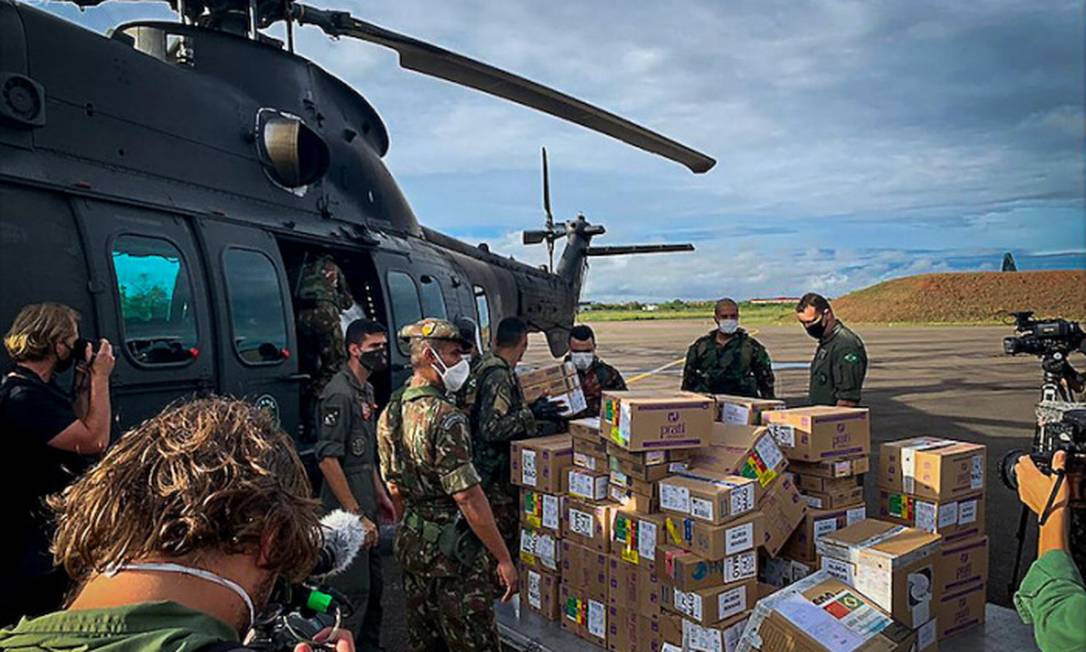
[
  {"left": 681, "top": 298, "right": 775, "bottom": 398},
  {"left": 565, "top": 324, "right": 626, "bottom": 418}
]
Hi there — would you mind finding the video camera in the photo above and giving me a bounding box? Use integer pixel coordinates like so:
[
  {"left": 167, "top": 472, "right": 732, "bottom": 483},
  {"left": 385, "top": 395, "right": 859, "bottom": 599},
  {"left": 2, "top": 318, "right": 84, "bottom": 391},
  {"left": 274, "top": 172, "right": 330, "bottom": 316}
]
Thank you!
[
  {"left": 1001, "top": 406, "right": 1086, "bottom": 490},
  {"left": 1003, "top": 311, "right": 1085, "bottom": 357}
]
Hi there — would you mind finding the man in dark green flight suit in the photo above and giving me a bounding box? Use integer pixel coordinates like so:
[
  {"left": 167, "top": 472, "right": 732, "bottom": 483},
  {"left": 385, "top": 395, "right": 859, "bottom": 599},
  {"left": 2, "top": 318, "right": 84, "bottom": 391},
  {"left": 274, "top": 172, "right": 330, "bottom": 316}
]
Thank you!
[
  {"left": 316, "top": 318, "right": 395, "bottom": 650},
  {"left": 795, "top": 292, "right": 868, "bottom": 406},
  {"left": 682, "top": 298, "right": 775, "bottom": 398},
  {"left": 297, "top": 254, "right": 355, "bottom": 428}
]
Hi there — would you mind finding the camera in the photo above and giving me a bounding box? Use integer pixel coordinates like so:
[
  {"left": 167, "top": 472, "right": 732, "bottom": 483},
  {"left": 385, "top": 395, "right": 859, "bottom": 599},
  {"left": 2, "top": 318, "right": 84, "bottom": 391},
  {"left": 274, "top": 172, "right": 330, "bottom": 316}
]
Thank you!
[
  {"left": 1000, "top": 406, "right": 1086, "bottom": 491},
  {"left": 1003, "top": 311, "right": 1085, "bottom": 357},
  {"left": 246, "top": 579, "right": 354, "bottom": 650}
]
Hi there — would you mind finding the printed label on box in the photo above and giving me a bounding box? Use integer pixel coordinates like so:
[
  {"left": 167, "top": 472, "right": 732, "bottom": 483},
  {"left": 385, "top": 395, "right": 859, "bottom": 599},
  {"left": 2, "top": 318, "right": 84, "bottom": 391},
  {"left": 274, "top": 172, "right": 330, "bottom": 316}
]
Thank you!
[
  {"left": 569, "top": 471, "right": 601, "bottom": 499},
  {"left": 846, "top": 506, "right": 866, "bottom": 526},
  {"left": 542, "top": 495, "right": 559, "bottom": 530},
  {"left": 908, "top": 568, "right": 932, "bottom": 625},
  {"left": 731, "top": 484, "right": 755, "bottom": 515},
  {"left": 669, "top": 462, "right": 690, "bottom": 473},
  {"left": 612, "top": 469, "right": 630, "bottom": 487},
  {"left": 722, "top": 403, "right": 751, "bottom": 426},
  {"left": 587, "top": 600, "right": 606, "bottom": 639},
  {"left": 718, "top": 585, "right": 748, "bottom": 620},
  {"left": 814, "top": 518, "right": 838, "bottom": 541},
  {"left": 822, "top": 557, "right": 854, "bottom": 585},
  {"left": 522, "top": 450, "right": 538, "bottom": 487},
  {"left": 917, "top": 618, "right": 936, "bottom": 650},
  {"left": 724, "top": 550, "right": 757, "bottom": 583},
  {"left": 528, "top": 570, "right": 541, "bottom": 609},
  {"left": 573, "top": 452, "right": 598, "bottom": 471},
  {"left": 833, "top": 460, "right": 851, "bottom": 476},
  {"left": 519, "top": 529, "right": 536, "bottom": 565},
  {"left": 970, "top": 455, "right": 984, "bottom": 490},
  {"left": 755, "top": 435, "right": 785, "bottom": 471},
  {"left": 938, "top": 502, "right": 959, "bottom": 530},
  {"left": 660, "top": 483, "right": 692, "bottom": 513},
  {"left": 725, "top": 522, "right": 754, "bottom": 555},
  {"left": 768, "top": 423, "right": 795, "bottom": 448},
  {"left": 803, "top": 495, "right": 824, "bottom": 509},
  {"left": 537, "top": 534, "right": 557, "bottom": 570},
  {"left": 676, "top": 588, "right": 703, "bottom": 621},
  {"left": 639, "top": 521, "right": 658, "bottom": 561},
  {"left": 683, "top": 618, "right": 723, "bottom": 652},
  {"left": 915, "top": 501, "right": 936, "bottom": 532},
  {"left": 569, "top": 508, "right": 595, "bottom": 538},
  {"left": 958, "top": 499, "right": 978, "bottom": 525},
  {"left": 662, "top": 644, "right": 682, "bottom": 652},
  {"left": 691, "top": 496, "right": 715, "bottom": 521}
]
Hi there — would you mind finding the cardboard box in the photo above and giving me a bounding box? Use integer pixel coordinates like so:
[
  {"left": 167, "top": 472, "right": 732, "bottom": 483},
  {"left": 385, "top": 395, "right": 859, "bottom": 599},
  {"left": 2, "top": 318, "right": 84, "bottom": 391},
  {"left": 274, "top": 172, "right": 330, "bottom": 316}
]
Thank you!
[
  {"left": 935, "top": 535, "right": 988, "bottom": 596},
  {"left": 803, "top": 485, "right": 865, "bottom": 509},
  {"left": 712, "top": 394, "right": 787, "bottom": 425},
  {"left": 608, "top": 441, "right": 694, "bottom": 468},
  {"left": 735, "top": 571, "right": 917, "bottom": 652},
  {"left": 662, "top": 578, "right": 757, "bottom": 625},
  {"left": 935, "top": 581, "right": 986, "bottom": 639},
  {"left": 568, "top": 467, "right": 610, "bottom": 501},
  {"left": 781, "top": 504, "right": 867, "bottom": 562},
  {"left": 758, "top": 474, "right": 808, "bottom": 557},
  {"left": 878, "top": 438, "right": 986, "bottom": 501},
  {"left": 658, "top": 474, "right": 759, "bottom": 525},
  {"left": 762, "top": 407, "right": 871, "bottom": 462},
  {"left": 559, "top": 581, "right": 608, "bottom": 645},
  {"left": 610, "top": 454, "right": 672, "bottom": 483},
  {"left": 560, "top": 540, "right": 610, "bottom": 603},
  {"left": 816, "top": 519, "right": 942, "bottom": 629},
  {"left": 610, "top": 469, "right": 657, "bottom": 496},
  {"left": 611, "top": 510, "right": 666, "bottom": 570},
  {"left": 521, "top": 567, "right": 560, "bottom": 620},
  {"left": 790, "top": 455, "right": 870, "bottom": 479},
  {"left": 607, "top": 556, "right": 662, "bottom": 617},
  {"left": 608, "top": 484, "right": 658, "bottom": 514},
  {"left": 601, "top": 390, "right": 714, "bottom": 451},
  {"left": 915, "top": 619, "right": 938, "bottom": 652},
  {"left": 760, "top": 555, "right": 815, "bottom": 589},
  {"left": 519, "top": 524, "right": 561, "bottom": 574},
  {"left": 693, "top": 424, "right": 789, "bottom": 490},
  {"left": 878, "top": 490, "right": 985, "bottom": 543},
  {"left": 660, "top": 610, "right": 683, "bottom": 648},
  {"left": 658, "top": 545, "right": 747, "bottom": 591},
  {"left": 573, "top": 450, "right": 608, "bottom": 473},
  {"left": 519, "top": 489, "right": 562, "bottom": 535},
  {"left": 518, "top": 361, "right": 574, "bottom": 388},
  {"left": 519, "top": 362, "right": 588, "bottom": 416},
  {"left": 797, "top": 473, "right": 861, "bottom": 494},
  {"left": 564, "top": 498, "right": 617, "bottom": 553},
  {"left": 688, "top": 512, "right": 764, "bottom": 562},
  {"left": 511, "top": 434, "right": 573, "bottom": 494},
  {"left": 569, "top": 416, "right": 603, "bottom": 442},
  {"left": 683, "top": 613, "right": 750, "bottom": 652}
]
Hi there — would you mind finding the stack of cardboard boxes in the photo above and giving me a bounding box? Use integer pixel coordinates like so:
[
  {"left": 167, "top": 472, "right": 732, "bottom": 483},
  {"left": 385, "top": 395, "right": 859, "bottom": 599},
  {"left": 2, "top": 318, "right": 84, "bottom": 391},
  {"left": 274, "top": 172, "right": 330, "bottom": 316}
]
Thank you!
[{"left": 517, "top": 361, "right": 589, "bottom": 417}]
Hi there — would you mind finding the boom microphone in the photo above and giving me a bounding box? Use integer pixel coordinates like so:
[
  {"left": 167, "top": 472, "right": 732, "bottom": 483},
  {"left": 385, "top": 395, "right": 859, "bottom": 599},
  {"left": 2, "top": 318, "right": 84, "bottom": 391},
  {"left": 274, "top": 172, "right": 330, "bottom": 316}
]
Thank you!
[{"left": 312, "top": 509, "right": 365, "bottom": 578}]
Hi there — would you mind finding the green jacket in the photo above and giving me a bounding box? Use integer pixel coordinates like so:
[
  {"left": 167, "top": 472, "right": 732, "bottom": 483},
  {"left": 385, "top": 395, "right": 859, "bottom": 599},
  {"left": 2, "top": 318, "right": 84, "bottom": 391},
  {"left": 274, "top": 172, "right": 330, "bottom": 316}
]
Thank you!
[
  {"left": 0, "top": 601, "right": 236, "bottom": 651},
  {"left": 469, "top": 352, "right": 536, "bottom": 491},
  {"left": 681, "top": 329, "right": 775, "bottom": 399},
  {"left": 808, "top": 321, "right": 867, "bottom": 406},
  {"left": 1015, "top": 550, "right": 1086, "bottom": 652}
]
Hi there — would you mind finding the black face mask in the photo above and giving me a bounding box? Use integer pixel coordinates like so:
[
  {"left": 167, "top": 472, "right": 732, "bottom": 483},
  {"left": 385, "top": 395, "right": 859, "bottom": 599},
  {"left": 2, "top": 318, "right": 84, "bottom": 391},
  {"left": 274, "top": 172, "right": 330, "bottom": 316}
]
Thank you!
[
  {"left": 359, "top": 348, "right": 388, "bottom": 373},
  {"left": 804, "top": 314, "right": 827, "bottom": 340}
]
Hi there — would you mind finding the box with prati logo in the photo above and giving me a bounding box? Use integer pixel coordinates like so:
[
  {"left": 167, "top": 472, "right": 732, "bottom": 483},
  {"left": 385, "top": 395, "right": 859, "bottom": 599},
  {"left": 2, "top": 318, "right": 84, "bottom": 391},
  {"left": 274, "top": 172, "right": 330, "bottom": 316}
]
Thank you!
[
  {"left": 761, "top": 407, "right": 870, "bottom": 462},
  {"left": 600, "top": 390, "right": 714, "bottom": 452}
]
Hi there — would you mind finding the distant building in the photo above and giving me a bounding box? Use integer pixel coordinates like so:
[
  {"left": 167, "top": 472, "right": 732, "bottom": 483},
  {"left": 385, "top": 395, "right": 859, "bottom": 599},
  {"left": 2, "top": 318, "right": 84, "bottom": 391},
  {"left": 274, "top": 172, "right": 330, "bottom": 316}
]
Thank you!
[
  {"left": 642, "top": 304, "right": 658, "bottom": 312},
  {"left": 750, "top": 297, "right": 801, "bottom": 305}
]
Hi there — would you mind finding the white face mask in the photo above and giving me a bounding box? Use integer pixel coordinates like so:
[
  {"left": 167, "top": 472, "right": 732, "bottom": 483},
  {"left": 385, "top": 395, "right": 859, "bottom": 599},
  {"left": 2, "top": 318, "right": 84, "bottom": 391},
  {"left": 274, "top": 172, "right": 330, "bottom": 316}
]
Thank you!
[
  {"left": 718, "top": 319, "right": 739, "bottom": 335},
  {"left": 570, "top": 352, "right": 595, "bottom": 371},
  {"left": 430, "top": 347, "right": 471, "bottom": 392}
]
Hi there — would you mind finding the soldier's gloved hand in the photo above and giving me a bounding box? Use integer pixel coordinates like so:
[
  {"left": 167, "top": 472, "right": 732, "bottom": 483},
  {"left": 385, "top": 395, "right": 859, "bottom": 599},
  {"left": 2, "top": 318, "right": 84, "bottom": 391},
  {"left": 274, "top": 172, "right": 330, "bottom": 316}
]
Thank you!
[{"left": 530, "top": 397, "right": 563, "bottom": 421}]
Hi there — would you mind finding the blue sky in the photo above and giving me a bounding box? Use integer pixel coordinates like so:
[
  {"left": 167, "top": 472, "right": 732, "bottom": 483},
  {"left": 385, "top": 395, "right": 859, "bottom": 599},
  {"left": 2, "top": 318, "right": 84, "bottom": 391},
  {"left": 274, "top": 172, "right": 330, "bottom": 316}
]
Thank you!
[{"left": 41, "top": 0, "right": 1085, "bottom": 301}]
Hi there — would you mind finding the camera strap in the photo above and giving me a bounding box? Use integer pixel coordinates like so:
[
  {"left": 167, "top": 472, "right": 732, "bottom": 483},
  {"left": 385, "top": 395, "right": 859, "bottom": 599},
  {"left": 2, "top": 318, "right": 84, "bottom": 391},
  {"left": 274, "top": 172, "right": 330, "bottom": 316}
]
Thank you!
[{"left": 107, "top": 562, "right": 255, "bottom": 628}]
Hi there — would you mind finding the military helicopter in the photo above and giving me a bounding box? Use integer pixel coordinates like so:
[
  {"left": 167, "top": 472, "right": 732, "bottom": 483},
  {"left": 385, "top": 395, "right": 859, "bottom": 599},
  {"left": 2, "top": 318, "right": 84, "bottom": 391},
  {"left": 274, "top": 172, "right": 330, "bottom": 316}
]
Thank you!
[{"left": 0, "top": 0, "right": 713, "bottom": 445}]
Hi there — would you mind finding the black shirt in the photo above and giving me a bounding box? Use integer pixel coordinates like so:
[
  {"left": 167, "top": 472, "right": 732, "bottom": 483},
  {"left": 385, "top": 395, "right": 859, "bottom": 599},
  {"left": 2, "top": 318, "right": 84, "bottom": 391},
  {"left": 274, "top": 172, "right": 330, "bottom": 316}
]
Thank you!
[{"left": 0, "top": 365, "right": 84, "bottom": 577}]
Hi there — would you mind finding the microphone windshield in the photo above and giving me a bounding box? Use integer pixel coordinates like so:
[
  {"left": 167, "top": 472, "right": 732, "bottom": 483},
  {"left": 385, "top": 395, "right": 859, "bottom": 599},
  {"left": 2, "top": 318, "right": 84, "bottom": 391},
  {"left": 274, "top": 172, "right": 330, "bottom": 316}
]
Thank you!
[{"left": 312, "top": 510, "right": 365, "bottom": 578}]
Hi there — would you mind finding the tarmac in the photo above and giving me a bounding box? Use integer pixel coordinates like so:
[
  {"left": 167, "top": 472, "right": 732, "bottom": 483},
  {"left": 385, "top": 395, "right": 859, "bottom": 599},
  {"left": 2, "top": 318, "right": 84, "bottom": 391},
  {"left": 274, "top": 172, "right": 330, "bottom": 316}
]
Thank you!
[{"left": 378, "top": 320, "right": 1060, "bottom": 649}]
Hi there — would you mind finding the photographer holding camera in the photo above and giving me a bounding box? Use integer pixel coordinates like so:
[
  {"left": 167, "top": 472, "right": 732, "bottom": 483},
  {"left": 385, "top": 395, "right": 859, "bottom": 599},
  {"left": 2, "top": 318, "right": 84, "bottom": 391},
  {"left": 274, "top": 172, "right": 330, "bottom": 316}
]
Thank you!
[
  {"left": 0, "top": 396, "right": 351, "bottom": 652},
  {"left": 0, "top": 303, "right": 115, "bottom": 625}
]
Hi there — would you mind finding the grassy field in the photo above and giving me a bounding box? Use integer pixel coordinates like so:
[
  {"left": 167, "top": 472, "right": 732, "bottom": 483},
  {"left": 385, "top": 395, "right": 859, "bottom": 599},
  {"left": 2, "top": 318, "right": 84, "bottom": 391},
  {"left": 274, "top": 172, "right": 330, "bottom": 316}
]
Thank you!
[{"left": 579, "top": 302, "right": 794, "bottom": 323}]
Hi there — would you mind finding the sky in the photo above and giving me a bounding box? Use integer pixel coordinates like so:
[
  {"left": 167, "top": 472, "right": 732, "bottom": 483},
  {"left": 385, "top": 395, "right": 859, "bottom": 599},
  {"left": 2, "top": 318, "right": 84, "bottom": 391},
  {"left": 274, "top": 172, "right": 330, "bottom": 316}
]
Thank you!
[{"left": 39, "top": 0, "right": 1086, "bottom": 301}]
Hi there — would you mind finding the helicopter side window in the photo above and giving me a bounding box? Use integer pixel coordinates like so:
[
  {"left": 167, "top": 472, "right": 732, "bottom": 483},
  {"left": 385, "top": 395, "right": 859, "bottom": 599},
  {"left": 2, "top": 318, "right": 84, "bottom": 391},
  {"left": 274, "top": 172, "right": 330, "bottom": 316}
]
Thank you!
[
  {"left": 111, "top": 235, "right": 199, "bottom": 365},
  {"left": 473, "top": 285, "right": 491, "bottom": 350},
  {"left": 387, "top": 271, "right": 422, "bottom": 354},
  {"left": 223, "top": 248, "right": 289, "bottom": 365},
  {"left": 419, "top": 275, "right": 447, "bottom": 319}
]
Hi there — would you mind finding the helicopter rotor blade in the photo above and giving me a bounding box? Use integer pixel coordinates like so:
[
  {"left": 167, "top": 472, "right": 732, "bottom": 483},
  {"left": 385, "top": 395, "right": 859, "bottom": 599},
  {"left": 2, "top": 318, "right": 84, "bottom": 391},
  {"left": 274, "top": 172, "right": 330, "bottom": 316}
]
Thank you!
[
  {"left": 542, "top": 147, "right": 553, "bottom": 228},
  {"left": 586, "top": 243, "right": 695, "bottom": 256},
  {"left": 522, "top": 230, "right": 550, "bottom": 245},
  {"left": 292, "top": 4, "right": 716, "bottom": 174}
]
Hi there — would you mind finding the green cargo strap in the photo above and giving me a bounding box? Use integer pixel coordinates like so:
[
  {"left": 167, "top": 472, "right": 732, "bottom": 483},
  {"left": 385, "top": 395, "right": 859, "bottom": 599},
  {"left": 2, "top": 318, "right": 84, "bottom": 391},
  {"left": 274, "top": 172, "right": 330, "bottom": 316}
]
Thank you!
[{"left": 403, "top": 511, "right": 443, "bottom": 544}]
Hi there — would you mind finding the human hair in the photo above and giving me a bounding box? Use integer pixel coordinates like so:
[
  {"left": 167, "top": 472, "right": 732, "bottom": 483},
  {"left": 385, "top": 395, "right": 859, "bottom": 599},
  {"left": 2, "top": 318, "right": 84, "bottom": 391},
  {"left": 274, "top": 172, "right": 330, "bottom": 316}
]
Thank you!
[
  {"left": 49, "top": 397, "right": 322, "bottom": 584},
  {"left": 345, "top": 318, "right": 386, "bottom": 353},
  {"left": 569, "top": 324, "right": 595, "bottom": 343},
  {"left": 3, "top": 303, "right": 80, "bottom": 363},
  {"left": 796, "top": 293, "right": 831, "bottom": 314},
  {"left": 409, "top": 337, "right": 459, "bottom": 367},
  {"left": 495, "top": 317, "right": 528, "bottom": 348},
  {"left": 714, "top": 298, "right": 739, "bottom": 314}
]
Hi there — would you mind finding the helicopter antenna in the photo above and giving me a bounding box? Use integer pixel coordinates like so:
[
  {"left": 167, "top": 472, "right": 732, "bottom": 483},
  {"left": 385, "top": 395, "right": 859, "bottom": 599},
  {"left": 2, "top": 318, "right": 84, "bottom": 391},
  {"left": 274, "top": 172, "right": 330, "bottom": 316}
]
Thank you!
[{"left": 542, "top": 147, "right": 554, "bottom": 272}]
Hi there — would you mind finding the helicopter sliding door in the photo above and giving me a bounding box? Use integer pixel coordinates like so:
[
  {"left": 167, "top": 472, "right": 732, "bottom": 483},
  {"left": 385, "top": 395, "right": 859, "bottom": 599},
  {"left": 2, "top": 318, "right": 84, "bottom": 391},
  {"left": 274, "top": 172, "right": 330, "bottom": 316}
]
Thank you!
[{"left": 197, "top": 219, "right": 301, "bottom": 438}]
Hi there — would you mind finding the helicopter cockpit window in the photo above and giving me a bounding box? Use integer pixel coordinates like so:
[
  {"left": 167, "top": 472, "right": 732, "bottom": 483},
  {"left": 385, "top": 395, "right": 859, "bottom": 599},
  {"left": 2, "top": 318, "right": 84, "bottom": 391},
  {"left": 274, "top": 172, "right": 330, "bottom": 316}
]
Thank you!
[
  {"left": 419, "top": 275, "right": 447, "bottom": 319},
  {"left": 473, "top": 285, "right": 491, "bottom": 350},
  {"left": 111, "top": 235, "right": 199, "bottom": 365},
  {"left": 223, "top": 248, "right": 289, "bottom": 365},
  {"left": 387, "top": 271, "right": 422, "bottom": 353}
]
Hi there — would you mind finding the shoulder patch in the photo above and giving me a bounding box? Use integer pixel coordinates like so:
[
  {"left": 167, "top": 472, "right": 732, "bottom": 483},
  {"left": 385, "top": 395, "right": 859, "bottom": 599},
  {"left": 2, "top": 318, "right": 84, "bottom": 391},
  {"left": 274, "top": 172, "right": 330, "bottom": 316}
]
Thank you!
[
  {"left": 439, "top": 410, "right": 468, "bottom": 432},
  {"left": 844, "top": 352, "right": 860, "bottom": 364},
  {"left": 322, "top": 406, "right": 341, "bottom": 427}
]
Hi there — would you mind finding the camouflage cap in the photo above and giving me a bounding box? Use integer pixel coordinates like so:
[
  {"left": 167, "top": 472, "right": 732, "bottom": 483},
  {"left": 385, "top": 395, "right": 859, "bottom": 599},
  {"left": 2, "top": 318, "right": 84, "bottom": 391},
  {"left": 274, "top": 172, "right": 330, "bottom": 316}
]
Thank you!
[{"left": 399, "top": 318, "right": 469, "bottom": 345}]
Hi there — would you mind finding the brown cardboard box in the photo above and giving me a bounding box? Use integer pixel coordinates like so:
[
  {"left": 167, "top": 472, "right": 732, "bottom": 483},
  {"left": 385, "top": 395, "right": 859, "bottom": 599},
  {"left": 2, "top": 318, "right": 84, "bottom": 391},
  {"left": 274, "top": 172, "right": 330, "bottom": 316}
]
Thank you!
[
  {"left": 607, "top": 605, "right": 639, "bottom": 652},
  {"left": 657, "top": 545, "right": 743, "bottom": 591},
  {"left": 682, "top": 612, "right": 750, "bottom": 652},
  {"left": 610, "top": 469, "right": 657, "bottom": 496},
  {"left": 560, "top": 540, "right": 610, "bottom": 603},
  {"left": 689, "top": 511, "right": 764, "bottom": 561},
  {"left": 636, "top": 611, "right": 664, "bottom": 652},
  {"left": 693, "top": 423, "right": 789, "bottom": 490},
  {"left": 608, "top": 484, "right": 658, "bottom": 514},
  {"left": 559, "top": 581, "right": 608, "bottom": 645},
  {"left": 803, "top": 485, "right": 865, "bottom": 509},
  {"left": 781, "top": 503, "right": 867, "bottom": 561},
  {"left": 573, "top": 450, "right": 608, "bottom": 473},
  {"left": 511, "top": 434, "right": 572, "bottom": 494},
  {"left": 935, "top": 535, "right": 988, "bottom": 596},
  {"left": 570, "top": 416, "right": 603, "bottom": 442},
  {"left": 935, "top": 580, "right": 986, "bottom": 639},
  {"left": 816, "top": 519, "right": 942, "bottom": 629},
  {"left": 607, "top": 556, "right": 662, "bottom": 617},
  {"left": 661, "top": 578, "right": 757, "bottom": 625},
  {"left": 790, "top": 455, "right": 870, "bottom": 479},
  {"left": 758, "top": 474, "right": 808, "bottom": 557},
  {"left": 519, "top": 524, "right": 561, "bottom": 574},
  {"left": 712, "top": 394, "right": 787, "bottom": 425},
  {"left": 564, "top": 497, "right": 617, "bottom": 553},
  {"left": 521, "top": 566, "right": 560, "bottom": 620},
  {"left": 519, "top": 489, "right": 563, "bottom": 535},
  {"left": 915, "top": 619, "right": 938, "bottom": 652},
  {"left": 737, "top": 571, "right": 917, "bottom": 652},
  {"left": 518, "top": 361, "right": 574, "bottom": 388},
  {"left": 762, "top": 407, "right": 871, "bottom": 462},
  {"left": 878, "top": 438, "right": 986, "bottom": 501},
  {"left": 877, "top": 490, "right": 985, "bottom": 543},
  {"left": 608, "top": 441, "right": 694, "bottom": 468},
  {"left": 797, "top": 473, "right": 861, "bottom": 494},
  {"left": 567, "top": 467, "right": 610, "bottom": 500},
  {"left": 610, "top": 455, "right": 672, "bottom": 482},
  {"left": 601, "top": 390, "right": 714, "bottom": 451},
  {"left": 611, "top": 510, "right": 666, "bottom": 570},
  {"left": 760, "top": 555, "right": 816, "bottom": 588},
  {"left": 660, "top": 610, "right": 683, "bottom": 649},
  {"left": 658, "top": 474, "right": 759, "bottom": 525}
]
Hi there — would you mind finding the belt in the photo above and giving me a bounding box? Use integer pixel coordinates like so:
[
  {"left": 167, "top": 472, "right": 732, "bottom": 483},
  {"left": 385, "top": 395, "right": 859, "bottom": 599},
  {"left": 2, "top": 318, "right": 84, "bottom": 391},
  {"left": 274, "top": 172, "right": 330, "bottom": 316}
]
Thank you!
[{"left": 403, "top": 511, "right": 446, "bottom": 544}]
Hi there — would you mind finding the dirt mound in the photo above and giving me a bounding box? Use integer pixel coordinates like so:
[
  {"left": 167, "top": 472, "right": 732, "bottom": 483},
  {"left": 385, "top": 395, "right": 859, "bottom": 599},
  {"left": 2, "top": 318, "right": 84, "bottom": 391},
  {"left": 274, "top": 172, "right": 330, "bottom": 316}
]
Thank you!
[{"left": 833, "top": 270, "right": 1086, "bottom": 323}]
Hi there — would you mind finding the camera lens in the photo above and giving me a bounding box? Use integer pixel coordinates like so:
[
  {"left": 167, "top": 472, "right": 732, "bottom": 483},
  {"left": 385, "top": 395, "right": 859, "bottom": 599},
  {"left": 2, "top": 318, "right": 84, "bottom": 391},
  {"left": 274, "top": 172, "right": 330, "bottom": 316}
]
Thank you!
[{"left": 1000, "top": 449, "right": 1028, "bottom": 491}]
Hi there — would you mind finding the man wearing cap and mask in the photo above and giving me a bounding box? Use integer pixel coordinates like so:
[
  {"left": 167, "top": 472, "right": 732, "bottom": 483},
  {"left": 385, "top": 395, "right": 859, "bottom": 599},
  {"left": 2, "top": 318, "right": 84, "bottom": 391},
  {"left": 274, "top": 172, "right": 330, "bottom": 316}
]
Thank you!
[
  {"left": 376, "top": 318, "right": 516, "bottom": 652},
  {"left": 681, "top": 298, "right": 775, "bottom": 399},
  {"left": 795, "top": 292, "right": 867, "bottom": 406},
  {"left": 315, "top": 318, "right": 394, "bottom": 651},
  {"left": 565, "top": 324, "right": 626, "bottom": 418}
]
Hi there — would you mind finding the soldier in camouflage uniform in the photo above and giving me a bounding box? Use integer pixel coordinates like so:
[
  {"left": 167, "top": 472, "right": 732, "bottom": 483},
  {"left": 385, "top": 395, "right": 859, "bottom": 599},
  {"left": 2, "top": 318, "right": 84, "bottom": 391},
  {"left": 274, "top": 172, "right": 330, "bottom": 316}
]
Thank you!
[
  {"left": 682, "top": 298, "right": 776, "bottom": 398},
  {"left": 795, "top": 293, "right": 867, "bottom": 406},
  {"left": 565, "top": 324, "right": 627, "bottom": 417},
  {"left": 376, "top": 319, "right": 517, "bottom": 652},
  {"left": 453, "top": 316, "right": 483, "bottom": 412},
  {"left": 296, "top": 254, "right": 355, "bottom": 418}
]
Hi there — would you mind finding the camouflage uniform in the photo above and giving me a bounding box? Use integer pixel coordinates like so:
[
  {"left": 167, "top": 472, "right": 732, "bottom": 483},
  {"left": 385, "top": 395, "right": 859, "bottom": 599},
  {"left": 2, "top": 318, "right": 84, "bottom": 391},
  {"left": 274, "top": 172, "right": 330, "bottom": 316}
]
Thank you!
[
  {"left": 565, "top": 355, "right": 627, "bottom": 418},
  {"left": 681, "top": 328, "right": 775, "bottom": 398},
  {"left": 454, "top": 353, "right": 483, "bottom": 412},
  {"left": 376, "top": 319, "right": 500, "bottom": 652},
  {"left": 470, "top": 351, "right": 537, "bottom": 552},
  {"left": 296, "top": 255, "right": 354, "bottom": 409},
  {"left": 808, "top": 321, "right": 867, "bottom": 406}
]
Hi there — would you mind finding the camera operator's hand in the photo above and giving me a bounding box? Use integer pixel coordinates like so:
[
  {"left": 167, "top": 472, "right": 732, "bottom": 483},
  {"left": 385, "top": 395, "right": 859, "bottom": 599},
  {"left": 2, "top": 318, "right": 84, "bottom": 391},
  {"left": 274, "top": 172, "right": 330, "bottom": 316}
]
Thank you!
[
  {"left": 496, "top": 558, "right": 518, "bottom": 603},
  {"left": 90, "top": 339, "right": 115, "bottom": 380},
  {"left": 360, "top": 515, "right": 379, "bottom": 549},
  {"left": 294, "top": 626, "right": 354, "bottom": 652},
  {"left": 1015, "top": 451, "right": 1071, "bottom": 517}
]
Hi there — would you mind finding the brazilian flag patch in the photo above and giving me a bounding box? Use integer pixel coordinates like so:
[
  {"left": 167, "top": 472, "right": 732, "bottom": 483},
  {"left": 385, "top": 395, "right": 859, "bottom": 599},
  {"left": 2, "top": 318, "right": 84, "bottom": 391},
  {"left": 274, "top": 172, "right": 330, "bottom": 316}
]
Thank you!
[{"left": 844, "top": 352, "right": 860, "bottom": 364}]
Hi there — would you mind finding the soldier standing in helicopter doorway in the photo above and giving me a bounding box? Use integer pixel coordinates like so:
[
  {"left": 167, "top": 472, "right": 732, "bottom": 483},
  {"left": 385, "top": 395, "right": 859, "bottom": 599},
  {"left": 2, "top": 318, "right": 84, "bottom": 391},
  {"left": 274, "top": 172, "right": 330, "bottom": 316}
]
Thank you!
[{"left": 296, "top": 254, "right": 355, "bottom": 430}]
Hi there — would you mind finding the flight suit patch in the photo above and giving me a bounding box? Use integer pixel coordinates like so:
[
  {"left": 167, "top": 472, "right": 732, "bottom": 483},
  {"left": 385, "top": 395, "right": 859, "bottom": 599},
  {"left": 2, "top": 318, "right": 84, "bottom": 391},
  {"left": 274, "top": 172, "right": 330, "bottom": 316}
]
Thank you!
[
  {"left": 351, "top": 437, "right": 367, "bottom": 457},
  {"left": 323, "top": 407, "right": 340, "bottom": 427},
  {"left": 844, "top": 352, "right": 860, "bottom": 363}
]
